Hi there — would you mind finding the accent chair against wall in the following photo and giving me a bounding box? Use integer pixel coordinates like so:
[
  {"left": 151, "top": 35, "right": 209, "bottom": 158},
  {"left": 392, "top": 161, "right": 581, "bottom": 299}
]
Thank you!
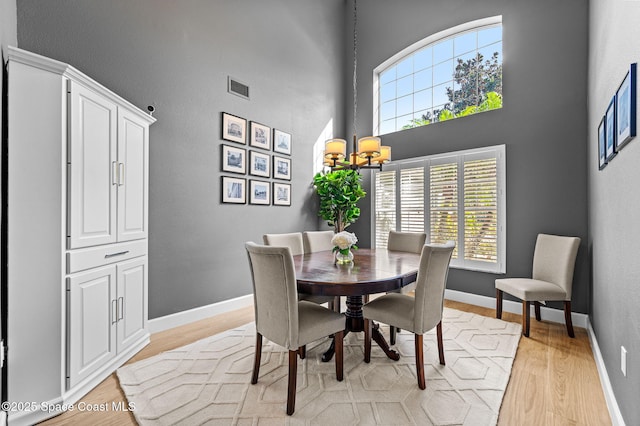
[{"left": 495, "top": 234, "right": 580, "bottom": 337}]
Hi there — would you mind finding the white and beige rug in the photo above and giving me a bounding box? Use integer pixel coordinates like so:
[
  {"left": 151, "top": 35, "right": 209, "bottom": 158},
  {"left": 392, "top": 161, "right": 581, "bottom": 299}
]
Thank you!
[{"left": 117, "top": 308, "right": 521, "bottom": 425}]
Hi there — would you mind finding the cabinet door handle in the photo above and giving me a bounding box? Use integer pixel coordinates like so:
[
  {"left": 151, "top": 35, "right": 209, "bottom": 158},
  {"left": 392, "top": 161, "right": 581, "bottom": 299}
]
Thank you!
[
  {"left": 112, "top": 161, "right": 118, "bottom": 185},
  {"left": 104, "top": 250, "right": 129, "bottom": 259},
  {"left": 118, "top": 163, "right": 125, "bottom": 186},
  {"left": 111, "top": 300, "right": 118, "bottom": 325},
  {"left": 118, "top": 297, "right": 124, "bottom": 321}
]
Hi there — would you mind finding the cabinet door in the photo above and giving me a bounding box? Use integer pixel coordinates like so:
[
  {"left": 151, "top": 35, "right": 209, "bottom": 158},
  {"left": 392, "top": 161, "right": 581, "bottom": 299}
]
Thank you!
[
  {"left": 68, "top": 265, "right": 117, "bottom": 388},
  {"left": 117, "top": 109, "right": 149, "bottom": 242},
  {"left": 116, "top": 257, "right": 148, "bottom": 353},
  {"left": 68, "top": 81, "right": 118, "bottom": 249}
]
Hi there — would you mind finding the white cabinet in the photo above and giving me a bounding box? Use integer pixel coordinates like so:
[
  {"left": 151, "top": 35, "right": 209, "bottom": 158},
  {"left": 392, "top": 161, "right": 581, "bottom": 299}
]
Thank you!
[
  {"left": 6, "top": 47, "right": 155, "bottom": 426},
  {"left": 68, "top": 80, "right": 118, "bottom": 248},
  {"left": 67, "top": 256, "right": 147, "bottom": 388},
  {"left": 68, "top": 81, "right": 149, "bottom": 249}
]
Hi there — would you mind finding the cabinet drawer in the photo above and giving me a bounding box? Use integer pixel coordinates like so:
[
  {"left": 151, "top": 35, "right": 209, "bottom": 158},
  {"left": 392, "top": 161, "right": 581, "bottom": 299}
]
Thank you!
[{"left": 67, "top": 240, "right": 147, "bottom": 273}]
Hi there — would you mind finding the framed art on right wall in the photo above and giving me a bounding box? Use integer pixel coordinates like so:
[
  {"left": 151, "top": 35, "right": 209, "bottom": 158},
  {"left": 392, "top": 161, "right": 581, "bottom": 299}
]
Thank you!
[
  {"left": 598, "top": 116, "right": 607, "bottom": 170},
  {"left": 616, "top": 63, "right": 637, "bottom": 151},
  {"left": 605, "top": 96, "right": 617, "bottom": 162}
]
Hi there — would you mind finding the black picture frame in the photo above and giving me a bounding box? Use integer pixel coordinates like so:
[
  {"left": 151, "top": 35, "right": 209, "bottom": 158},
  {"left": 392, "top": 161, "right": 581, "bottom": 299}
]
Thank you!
[
  {"left": 615, "top": 63, "right": 637, "bottom": 151},
  {"left": 605, "top": 96, "right": 617, "bottom": 162},
  {"left": 273, "top": 182, "right": 291, "bottom": 206},
  {"left": 273, "top": 155, "right": 291, "bottom": 180},
  {"left": 221, "top": 144, "right": 246, "bottom": 174},
  {"left": 273, "top": 129, "right": 292, "bottom": 155},
  {"left": 249, "top": 151, "right": 270, "bottom": 177},
  {"left": 221, "top": 112, "right": 247, "bottom": 144},
  {"left": 598, "top": 116, "right": 607, "bottom": 170},
  {"left": 250, "top": 121, "right": 271, "bottom": 150},
  {"left": 221, "top": 176, "right": 246, "bottom": 204},
  {"left": 249, "top": 180, "right": 271, "bottom": 205}
]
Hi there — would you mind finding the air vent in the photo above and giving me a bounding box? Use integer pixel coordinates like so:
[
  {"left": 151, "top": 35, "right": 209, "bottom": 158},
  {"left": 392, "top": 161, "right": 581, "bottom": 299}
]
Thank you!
[{"left": 228, "top": 76, "right": 250, "bottom": 100}]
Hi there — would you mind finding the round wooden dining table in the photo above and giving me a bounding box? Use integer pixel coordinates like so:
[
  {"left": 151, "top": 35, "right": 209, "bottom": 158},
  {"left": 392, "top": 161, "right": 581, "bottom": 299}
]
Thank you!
[{"left": 292, "top": 248, "right": 421, "bottom": 362}]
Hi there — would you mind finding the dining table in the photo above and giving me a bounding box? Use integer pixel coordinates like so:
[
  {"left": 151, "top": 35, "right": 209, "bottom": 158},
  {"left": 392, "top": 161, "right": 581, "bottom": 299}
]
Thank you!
[{"left": 293, "top": 248, "right": 421, "bottom": 362}]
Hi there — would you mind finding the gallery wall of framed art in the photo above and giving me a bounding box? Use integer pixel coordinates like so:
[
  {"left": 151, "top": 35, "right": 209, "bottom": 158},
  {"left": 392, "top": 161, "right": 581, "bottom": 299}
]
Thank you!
[
  {"left": 598, "top": 63, "right": 636, "bottom": 171},
  {"left": 219, "top": 111, "right": 292, "bottom": 205}
]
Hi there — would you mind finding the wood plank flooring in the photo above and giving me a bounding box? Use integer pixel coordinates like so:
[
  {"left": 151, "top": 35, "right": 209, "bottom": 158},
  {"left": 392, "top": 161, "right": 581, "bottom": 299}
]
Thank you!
[{"left": 40, "top": 301, "right": 611, "bottom": 425}]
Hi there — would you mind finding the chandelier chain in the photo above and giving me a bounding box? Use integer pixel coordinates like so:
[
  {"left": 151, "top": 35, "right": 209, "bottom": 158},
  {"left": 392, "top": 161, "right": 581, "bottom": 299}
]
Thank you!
[{"left": 352, "top": 0, "right": 358, "bottom": 138}]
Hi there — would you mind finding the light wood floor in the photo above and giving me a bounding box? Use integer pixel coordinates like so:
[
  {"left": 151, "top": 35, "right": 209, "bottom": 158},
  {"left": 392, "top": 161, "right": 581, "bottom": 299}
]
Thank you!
[{"left": 40, "top": 300, "right": 611, "bottom": 425}]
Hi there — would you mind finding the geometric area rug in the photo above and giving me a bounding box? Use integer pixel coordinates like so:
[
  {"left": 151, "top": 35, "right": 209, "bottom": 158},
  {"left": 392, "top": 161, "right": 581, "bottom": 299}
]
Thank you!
[{"left": 117, "top": 308, "right": 521, "bottom": 425}]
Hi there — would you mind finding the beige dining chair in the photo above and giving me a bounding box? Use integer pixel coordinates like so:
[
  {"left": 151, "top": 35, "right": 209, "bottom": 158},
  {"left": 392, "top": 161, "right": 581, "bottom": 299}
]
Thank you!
[
  {"left": 302, "top": 230, "right": 334, "bottom": 253},
  {"left": 386, "top": 230, "right": 427, "bottom": 344},
  {"left": 495, "top": 233, "right": 580, "bottom": 338},
  {"left": 263, "top": 232, "right": 337, "bottom": 310},
  {"left": 303, "top": 230, "right": 341, "bottom": 311},
  {"left": 362, "top": 242, "right": 454, "bottom": 390},
  {"left": 245, "top": 242, "right": 345, "bottom": 415}
]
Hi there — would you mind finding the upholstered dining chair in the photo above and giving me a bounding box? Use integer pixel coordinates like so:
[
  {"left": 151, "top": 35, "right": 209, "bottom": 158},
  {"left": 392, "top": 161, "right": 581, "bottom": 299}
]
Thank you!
[
  {"left": 245, "top": 242, "right": 345, "bottom": 415},
  {"left": 386, "top": 230, "right": 427, "bottom": 344},
  {"left": 495, "top": 233, "right": 580, "bottom": 338},
  {"left": 263, "top": 232, "right": 337, "bottom": 311},
  {"left": 303, "top": 230, "right": 341, "bottom": 311},
  {"left": 362, "top": 242, "right": 455, "bottom": 390},
  {"left": 302, "top": 230, "right": 334, "bottom": 253}
]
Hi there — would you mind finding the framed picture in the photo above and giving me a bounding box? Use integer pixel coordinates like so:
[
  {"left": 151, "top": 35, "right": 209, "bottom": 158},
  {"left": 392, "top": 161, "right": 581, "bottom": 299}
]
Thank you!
[
  {"left": 273, "top": 129, "right": 292, "bottom": 155},
  {"left": 221, "top": 176, "right": 246, "bottom": 204},
  {"left": 605, "top": 96, "right": 617, "bottom": 162},
  {"left": 273, "top": 155, "right": 291, "bottom": 180},
  {"left": 598, "top": 116, "right": 607, "bottom": 170},
  {"left": 249, "top": 180, "right": 271, "bottom": 205},
  {"left": 221, "top": 145, "right": 246, "bottom": 174},
  {"left": 615, "top": 63, "right": 637, "bottom": 151},
  {"left": 221, "top": 112, "right": 247, "bottom": 144},
  {"left": 249, "top": 151, "right": 270, "bottom": 177},
  {"left": 250, "top": 122, "right": 271, "bottom": 150},
  {"left": 273, "top": 182, "right": 291, "bottom": 206}
]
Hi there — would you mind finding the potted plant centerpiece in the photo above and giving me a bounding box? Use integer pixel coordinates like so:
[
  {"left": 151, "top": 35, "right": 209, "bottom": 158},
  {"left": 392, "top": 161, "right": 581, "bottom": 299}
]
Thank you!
[{"left": 313, "top": 169, "right": 366, "bottom": 264}]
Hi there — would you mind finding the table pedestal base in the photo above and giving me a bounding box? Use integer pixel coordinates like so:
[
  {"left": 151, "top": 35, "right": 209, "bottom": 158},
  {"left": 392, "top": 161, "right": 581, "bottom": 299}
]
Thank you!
[{"left": 321, "top": 296, "right": 399, "bottom": 362}]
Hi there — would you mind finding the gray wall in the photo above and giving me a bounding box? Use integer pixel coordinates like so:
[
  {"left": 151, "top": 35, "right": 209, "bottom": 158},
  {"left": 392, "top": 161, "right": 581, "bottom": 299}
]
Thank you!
[
  {"left": 348, "top": 0, "right": 590, "bottom": 314},
  {"left": 589, "top": 0, "right": 640, "bottom": 423},
  {"left": 16, "top": 0, "right": 345, "bottom": 318}
]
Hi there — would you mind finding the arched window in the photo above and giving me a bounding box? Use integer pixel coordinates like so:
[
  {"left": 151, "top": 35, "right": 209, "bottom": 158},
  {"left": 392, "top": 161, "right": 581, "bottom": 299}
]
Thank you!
[{"left": 374, "top": 16, "right": 502, "bottom": 135}]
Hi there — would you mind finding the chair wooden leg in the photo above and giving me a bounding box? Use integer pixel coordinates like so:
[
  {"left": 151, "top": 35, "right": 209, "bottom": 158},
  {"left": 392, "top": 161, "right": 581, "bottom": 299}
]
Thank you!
[
  {"left": 251, "top": 333, "right": 263, "bottom": 384},
  {"left": 415, "top": 334, "right": 426, "bottom": 390},
  {"left": 364, "top": 319, "right": 372, "bottom": 363},
  {"left": 299, "top": 345, "right": 306, "bottom": 359},
  {"left": 334, "top": 330, "right": 344, "bottom": 381},
  {"left": 534, "top": 301, "right": 542, "bottom": 321},
  {"left": 496, "top": 289, "right": 503, "bottom": 319},
  {"left": 564, "top": 301, "right": 575, "bottom": 338},
  {"left": 522, "top": 301, "right": 530, "bottom": 337},
  {"left": 286, "top": 350, "right": 298, "bottom": 415},
  {"left": 390, "top": 325, "right": 397, "bottom": 345},
  {"left": 436, "top": 321, "right": 445, "bottom": 366}
]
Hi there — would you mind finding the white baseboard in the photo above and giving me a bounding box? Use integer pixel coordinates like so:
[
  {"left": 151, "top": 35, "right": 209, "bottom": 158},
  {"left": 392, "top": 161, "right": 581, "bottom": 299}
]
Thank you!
[
  {"left": 587, "top": 320, "right": 626, "bottom": 426},
  {"left": 444, "top": 289, "right": 589, "bottom": 328},
  {"left": 148, "top": 294, "right": 254, "bottom": 333}
]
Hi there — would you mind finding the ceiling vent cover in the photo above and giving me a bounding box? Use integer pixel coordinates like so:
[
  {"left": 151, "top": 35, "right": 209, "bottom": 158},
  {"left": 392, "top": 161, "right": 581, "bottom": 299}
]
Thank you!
[{"left": 228, "top": 76, "right": 250, "bottom": 100}]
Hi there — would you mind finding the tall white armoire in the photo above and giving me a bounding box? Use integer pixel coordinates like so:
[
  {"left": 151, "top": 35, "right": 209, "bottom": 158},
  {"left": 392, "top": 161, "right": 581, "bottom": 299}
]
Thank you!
[{"left": 6, "top": 47, "right": 155, "bottom": 425}]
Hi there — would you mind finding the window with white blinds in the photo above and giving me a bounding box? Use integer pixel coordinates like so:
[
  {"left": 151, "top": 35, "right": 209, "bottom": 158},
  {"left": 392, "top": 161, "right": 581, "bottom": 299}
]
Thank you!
[
  {"left": 372, "top": 145, "right": 505, "bottom": 273},
  {"left": 374, "top": 170, "right": 396, "bottom": 249},
  {"left": 400, "top": 167, "right": 425, "bottom": 233}
]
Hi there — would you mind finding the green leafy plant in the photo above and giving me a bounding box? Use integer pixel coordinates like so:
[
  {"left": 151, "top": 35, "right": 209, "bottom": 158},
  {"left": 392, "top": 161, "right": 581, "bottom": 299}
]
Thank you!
[{"left": 313, "top": 169, "right": 366, "bottom": 233}]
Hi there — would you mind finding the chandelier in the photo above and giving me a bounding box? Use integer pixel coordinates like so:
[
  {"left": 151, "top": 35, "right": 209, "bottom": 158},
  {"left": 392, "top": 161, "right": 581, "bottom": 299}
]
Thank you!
[{"left": 324, "top": 0, "right": 391, "bottom": 171}]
